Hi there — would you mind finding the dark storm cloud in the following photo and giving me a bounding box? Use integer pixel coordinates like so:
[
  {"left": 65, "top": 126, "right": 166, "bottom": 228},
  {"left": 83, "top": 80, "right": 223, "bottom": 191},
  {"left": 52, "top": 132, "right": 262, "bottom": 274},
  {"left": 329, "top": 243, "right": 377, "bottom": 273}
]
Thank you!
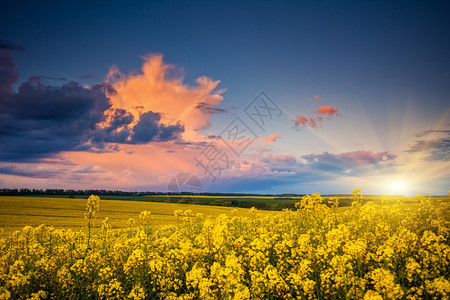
[
  {"left": 129, "top": 111, "right": 183, "bottom": 143},
  {"left": 0, "top": 50, "right": 19, "bottom": 97},
  {"left": 0, "top": 42, "right": 25, "bottom": 52},
  {"left": 0, "top": 76, "right": 112, "bottom": 161},
  {"left": 91, "top": 109, "right": 135, "bottom": 146},
  {"left": 7, "top": 77, "right": 112, "bottom": 121},
  {"left": 156, "top": 123, "right": 184, "bottom": 142},
  {"left": 0, "top": 163, "right": 105, "bottom": 178},
  {"left": 131, "top": 111, "right": 162, "bottom": 143},
  {"left": 92, "top": 110, "right": 184, "bottom": 147},
  {"left": 195, "top": 102, "right": 227, "bottom": 114},
  {"left": 0, "top": 52, "right": 185, "bottom": 162},
  {"left": 0, "top": 164, "right": 64, "bottom": 178}
]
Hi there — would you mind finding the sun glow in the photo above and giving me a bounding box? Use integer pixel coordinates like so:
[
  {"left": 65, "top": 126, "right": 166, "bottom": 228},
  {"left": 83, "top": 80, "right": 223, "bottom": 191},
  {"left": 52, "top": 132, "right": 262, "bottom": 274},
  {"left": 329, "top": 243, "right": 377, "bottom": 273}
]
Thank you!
[{"left": 386, "top": 179, "right": 410, "bottom": 195}]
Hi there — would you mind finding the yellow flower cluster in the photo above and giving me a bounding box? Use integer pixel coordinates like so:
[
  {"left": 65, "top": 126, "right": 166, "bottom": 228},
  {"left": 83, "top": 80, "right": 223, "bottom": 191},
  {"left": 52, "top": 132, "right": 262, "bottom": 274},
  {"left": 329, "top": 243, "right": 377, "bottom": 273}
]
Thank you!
[
  {"left": 85, "top": 195, "right": 100, "bottom": 217},
  {"left": 0, "top": 192, "right": 449, "bottom": 299}
]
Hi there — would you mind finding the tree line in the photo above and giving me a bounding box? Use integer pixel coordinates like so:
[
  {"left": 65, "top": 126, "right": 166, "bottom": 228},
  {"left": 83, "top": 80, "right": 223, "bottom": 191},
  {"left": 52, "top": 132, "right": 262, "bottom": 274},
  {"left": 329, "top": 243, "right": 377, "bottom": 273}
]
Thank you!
[{"left": 0, "top": 188, "right": 163, "bottom": 196}]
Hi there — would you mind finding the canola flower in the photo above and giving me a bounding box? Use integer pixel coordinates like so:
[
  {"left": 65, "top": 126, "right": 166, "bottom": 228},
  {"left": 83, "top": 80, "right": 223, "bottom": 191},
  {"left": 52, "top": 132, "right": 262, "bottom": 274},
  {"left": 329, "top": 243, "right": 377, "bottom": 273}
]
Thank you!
[{"left": 0, "top": 191, "right": 449, "bottom": 299}]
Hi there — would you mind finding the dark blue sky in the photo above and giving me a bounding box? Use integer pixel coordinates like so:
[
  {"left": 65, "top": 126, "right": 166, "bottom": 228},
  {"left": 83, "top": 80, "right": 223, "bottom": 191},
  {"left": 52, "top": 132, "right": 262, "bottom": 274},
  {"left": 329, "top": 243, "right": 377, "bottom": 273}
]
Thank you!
[
  {"left": 3, "top": 0, "right": 449, "bottom": 94},
  {"left": 1, "top": 0, "right": 449, "bottom": 194}
]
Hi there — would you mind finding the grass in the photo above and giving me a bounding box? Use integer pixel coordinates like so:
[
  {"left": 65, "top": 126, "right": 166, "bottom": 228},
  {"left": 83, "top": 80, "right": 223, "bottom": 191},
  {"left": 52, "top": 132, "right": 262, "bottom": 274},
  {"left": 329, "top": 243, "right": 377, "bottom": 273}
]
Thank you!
[{"left": 0, "top": 196, "right": 276, "bottom": 237}]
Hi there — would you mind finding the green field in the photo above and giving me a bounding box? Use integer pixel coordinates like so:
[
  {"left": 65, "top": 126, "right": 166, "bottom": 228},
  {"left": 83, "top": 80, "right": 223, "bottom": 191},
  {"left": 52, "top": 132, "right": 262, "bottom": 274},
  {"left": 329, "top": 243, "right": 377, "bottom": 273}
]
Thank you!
[
  {"left": 0, "top": 196, "right": 276, "bottom": 237},
  {"left": 1, "top": 194, "right": 447, "bottom": 237},
  {"left": 144, "top": 194, "right": 438, "bottom": 209}
]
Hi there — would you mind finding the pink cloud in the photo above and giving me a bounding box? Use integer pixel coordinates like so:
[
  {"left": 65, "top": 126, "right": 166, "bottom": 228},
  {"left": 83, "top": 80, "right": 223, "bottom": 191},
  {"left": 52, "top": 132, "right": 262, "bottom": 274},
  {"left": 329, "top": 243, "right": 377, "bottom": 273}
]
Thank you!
[
  {"left": 294, "top": 106, "right": 339, "bottom": 129},
  {"left": 259, "top": 134, "right": 281, "bottom": 143},
  {"left": 64, "top": 142, "right": 207, "bottom": 189},
  {"left": 309, "top": 116, "right": 322, "bottom": 128},
  {"left": 345, "top": 82, "right": 352, "bottom": 86},
  {"left": 253, "top": 146, "right": 272, "bottom": 154},
  {"left": 270, "top": 154, "right": 297, "bottom": 165},
  {"left": 336, "top": 151, "right": 394, "bottom": 165},
  {"left": 294, "top": 115, "right": 308, "bottom": 126},
  {"left": 310, "top": 95, "right": 321, "bottom": 102}
]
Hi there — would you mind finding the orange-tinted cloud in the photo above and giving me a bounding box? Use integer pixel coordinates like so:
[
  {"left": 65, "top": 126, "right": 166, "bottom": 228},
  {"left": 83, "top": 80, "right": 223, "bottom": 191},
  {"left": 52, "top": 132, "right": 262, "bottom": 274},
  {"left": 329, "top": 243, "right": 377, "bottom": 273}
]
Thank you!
[
  {"left": 106, "top": 54, "right": 225, "bottom": 141},
  {"left": 49, "top": 55, "right": 228, "bottom": 189},
  {"left": 314, "top": 106, "right": 339, "bottom": 116},
  {"left": 259, "top": 134, "right": 281, "bottom": 143},
  {"left": 294, "top": 106, "right": 339, "bottom": 129},
  {"left": 294, "top": 115, "right": 323, "bottom": 128},
  {"left": 294, "top": 115, "right": 308, "bottom": 127}
]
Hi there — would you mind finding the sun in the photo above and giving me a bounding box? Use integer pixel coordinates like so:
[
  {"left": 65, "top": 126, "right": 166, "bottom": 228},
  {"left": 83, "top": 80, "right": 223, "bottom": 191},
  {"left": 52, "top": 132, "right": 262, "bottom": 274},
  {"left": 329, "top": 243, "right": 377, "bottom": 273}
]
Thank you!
[
  {"left": 390, "top": 181, "right": 405, "bottom": 191},
  {"left": 386, "top": 179, "right": 409, "bottom": 195}
]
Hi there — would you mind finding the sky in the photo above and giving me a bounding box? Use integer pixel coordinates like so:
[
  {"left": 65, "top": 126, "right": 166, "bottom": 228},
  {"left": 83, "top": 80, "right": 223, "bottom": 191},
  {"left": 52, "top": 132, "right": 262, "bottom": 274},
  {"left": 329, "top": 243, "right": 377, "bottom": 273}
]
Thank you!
[{"left": 0, "top": 0, "right": 449, "bottom": 195}]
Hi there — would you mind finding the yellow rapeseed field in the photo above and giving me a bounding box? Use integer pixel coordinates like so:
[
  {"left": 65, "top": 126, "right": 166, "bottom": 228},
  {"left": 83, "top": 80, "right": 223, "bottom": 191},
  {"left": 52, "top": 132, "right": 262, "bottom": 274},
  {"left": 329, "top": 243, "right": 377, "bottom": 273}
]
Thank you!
[
  {"left": 0, "top": 196, "right": 274, "bottom": 237},
  {"left": 1, "top": 190, "right": 449, "bottom": 299}
]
